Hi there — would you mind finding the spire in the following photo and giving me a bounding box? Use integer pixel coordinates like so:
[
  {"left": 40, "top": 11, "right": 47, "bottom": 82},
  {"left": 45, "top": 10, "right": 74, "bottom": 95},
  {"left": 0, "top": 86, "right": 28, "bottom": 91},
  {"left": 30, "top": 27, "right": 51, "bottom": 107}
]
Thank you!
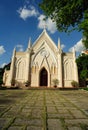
[
  {"left": 73, "top": 47, "right": 75, "bottom": 52},
  {"left": 58, "top": 37, "right": 61, "bottom": 48},
  {"left": 73, "top": 47, "right": 76, "bottom": 58},
  {"left": 28, "top": 37, "right": 32, "bottom": 49}
]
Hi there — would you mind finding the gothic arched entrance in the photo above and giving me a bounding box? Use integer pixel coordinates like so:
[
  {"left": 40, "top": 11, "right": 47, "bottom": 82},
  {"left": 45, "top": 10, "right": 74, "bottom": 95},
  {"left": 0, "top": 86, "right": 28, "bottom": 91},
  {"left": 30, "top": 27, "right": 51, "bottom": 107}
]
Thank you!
[{"left": 39, "top": 68, "right": 48, "bottom": 86}]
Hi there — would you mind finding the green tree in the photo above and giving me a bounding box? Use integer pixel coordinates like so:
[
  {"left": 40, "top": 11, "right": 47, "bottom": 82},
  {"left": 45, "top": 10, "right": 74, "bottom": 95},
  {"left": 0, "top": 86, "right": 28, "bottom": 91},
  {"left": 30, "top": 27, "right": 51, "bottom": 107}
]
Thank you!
[
  {"left": 80, "top": 69, "right": 88, "bottom": 79},
  {"left": 79, "top": 10, "right": 88, "bottom": 49},
  {"left": 0, "top": 68, "right": 3, "bottom": 85},
  {"left": 76, "top": 54, "right": 88, "bottom": 86},
  {"left": 0, "top": 63, "right": 10, "bottom": 86},
  {"left": 40, "top": 0, "right": 88, "bottom": 48}
]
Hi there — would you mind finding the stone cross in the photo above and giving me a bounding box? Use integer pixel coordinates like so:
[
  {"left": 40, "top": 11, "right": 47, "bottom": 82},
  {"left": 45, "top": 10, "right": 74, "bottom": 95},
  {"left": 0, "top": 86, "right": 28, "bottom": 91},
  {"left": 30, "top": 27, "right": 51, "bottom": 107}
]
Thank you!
[{"left": 44, "top": 23, "right": 47, "bottom": 30}]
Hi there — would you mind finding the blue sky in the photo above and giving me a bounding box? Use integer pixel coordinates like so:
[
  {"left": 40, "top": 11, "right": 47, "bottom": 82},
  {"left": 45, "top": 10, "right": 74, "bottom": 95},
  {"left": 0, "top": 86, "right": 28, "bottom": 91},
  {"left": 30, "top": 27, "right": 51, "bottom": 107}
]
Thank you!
[{"left": 0, "top": 0, "right": 85, "bottom": 68}]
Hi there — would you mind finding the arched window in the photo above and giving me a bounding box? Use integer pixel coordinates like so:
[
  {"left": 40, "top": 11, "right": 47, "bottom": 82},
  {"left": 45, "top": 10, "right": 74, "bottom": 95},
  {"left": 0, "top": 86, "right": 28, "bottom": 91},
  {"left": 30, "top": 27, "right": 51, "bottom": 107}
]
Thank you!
[
  {"left": 64, "top": 60, "right": 74, "bottom": 80},
  {"left": 16, "top": 60, "right": 25, "bottom": 80}
]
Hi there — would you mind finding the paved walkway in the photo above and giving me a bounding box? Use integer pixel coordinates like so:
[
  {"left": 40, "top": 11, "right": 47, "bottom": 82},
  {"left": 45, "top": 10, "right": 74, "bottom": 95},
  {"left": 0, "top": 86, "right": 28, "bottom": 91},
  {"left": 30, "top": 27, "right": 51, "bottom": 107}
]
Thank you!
[{"left": 0, "top": 89, "right": 88, "bottom": 130}]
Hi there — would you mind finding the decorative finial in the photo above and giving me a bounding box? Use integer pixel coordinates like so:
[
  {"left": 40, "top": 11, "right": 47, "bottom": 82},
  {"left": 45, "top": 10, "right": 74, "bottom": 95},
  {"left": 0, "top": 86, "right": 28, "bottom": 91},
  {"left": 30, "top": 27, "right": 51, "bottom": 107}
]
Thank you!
[
  {"left": 12, "top": 47, "right": 16, "bottom": 58},
  {"left": 13, "top": 47, "right": 16, "bottom": 54},
  {"left": 73, "top": 47, "right": 76, "bottom": 58}
]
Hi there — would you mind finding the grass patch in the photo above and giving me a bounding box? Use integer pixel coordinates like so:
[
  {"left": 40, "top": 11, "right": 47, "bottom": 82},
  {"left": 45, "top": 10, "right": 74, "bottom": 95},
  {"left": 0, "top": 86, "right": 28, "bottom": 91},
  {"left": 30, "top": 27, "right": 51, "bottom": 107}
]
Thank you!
[
  {"left": 60, "top": 118, "right": 68, "bottom": 130},
  {"left": 0, "top": 86, "right": 7, "bottom": 90},
  {"left": 83, "top": 87, "right": 88, "bottom": 91},
  {"left": 79, "top": 87, "right": 88, "bottom": 91},
  {"left": 80, "top": 123, "right": 88, "bottom": 130}
]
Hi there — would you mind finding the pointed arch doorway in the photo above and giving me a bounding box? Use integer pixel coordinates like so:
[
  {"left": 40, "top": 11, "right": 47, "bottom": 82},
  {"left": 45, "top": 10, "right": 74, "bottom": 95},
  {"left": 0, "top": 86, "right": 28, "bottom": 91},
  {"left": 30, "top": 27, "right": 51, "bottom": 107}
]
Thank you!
[{"left": 39, "top": 68, "right": 48, "bottom": 86}]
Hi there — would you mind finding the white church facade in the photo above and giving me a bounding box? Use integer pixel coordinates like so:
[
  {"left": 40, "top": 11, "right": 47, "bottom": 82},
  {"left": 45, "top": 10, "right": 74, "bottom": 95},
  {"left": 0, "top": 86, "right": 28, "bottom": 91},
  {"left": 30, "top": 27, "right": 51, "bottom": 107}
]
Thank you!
[{"left": 3, "top": 29, "right": 78, "bottom": 88}]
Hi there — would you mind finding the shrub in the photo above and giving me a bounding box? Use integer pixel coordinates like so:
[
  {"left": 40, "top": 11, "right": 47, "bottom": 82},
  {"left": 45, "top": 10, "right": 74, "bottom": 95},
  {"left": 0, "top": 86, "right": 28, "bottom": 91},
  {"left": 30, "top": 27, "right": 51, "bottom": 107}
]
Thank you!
[
  {"left": 71, "top": 80, "right": 79, "bottom": 88},
  {"left": 24, "top": 81, "right": 30, "bottom": 87},
  {"left": 52, "top": 79, "right": 59, "bottom": 88}
]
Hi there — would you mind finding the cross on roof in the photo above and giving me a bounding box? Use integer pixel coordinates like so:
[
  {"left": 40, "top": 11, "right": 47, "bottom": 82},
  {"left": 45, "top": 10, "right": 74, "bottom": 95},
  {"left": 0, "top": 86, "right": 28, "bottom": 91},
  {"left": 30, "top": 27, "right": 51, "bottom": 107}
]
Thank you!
[{"left": 44, "top": 23, "right": 47, "bottom": 30}]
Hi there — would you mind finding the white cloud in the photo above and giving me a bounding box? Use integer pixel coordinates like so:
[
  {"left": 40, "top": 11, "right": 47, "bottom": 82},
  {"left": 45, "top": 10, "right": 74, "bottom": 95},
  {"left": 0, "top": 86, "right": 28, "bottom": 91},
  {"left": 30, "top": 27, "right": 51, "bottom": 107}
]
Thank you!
[
  {"left": 17, "top": 5, "right": 39, "bottom": 20},
  {"left": 69, "top": 39, "right": 85, "bottom": 52},
  {"left": 0, "top": 63, "right": 7, "bottom": 68},
  {"left": 0, "top": 46, "right": 6, "bottom": 56},
  {"left": 17, "top": 3, "right": 57, "bottom": 33},
  {"left": 38, "top": 15, "right": 46, "bottom": 28},
  {"left": 16, "top": 44, "right": 24, "bottom": 52},
  {"left": 38, "top": 14, "right": 57, "bottom": 34},
  {"left": 61, "top": 44, "right": 65, "bottom": 49}
]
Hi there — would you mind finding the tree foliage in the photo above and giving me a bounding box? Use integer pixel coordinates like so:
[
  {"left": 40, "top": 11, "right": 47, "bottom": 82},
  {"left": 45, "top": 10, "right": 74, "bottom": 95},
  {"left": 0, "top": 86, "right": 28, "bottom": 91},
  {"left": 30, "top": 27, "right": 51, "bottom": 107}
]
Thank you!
[
  {"left": 40, "top": 0, "right": 88, "bottom": 48},
  {"left": 79, "top": 10, "right": 88, "bottom": 48},
  {"left": 0, "top": 63, "right": 10, "bottom": 85},
  {"left": 76, "top": 54, "right": 88, "bottom": 86}
]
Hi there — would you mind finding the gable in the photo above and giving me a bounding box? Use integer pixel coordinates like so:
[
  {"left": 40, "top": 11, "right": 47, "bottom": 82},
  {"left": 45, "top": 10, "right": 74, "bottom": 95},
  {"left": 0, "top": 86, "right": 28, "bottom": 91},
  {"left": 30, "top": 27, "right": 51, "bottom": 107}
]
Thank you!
[{"left": 32, "top": 29, "right": 58, "bottom": 54}]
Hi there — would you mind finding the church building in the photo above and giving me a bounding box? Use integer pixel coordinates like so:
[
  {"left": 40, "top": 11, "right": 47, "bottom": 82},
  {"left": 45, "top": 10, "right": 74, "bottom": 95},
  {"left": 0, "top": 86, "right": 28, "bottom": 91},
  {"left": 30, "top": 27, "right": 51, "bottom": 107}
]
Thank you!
[{"left": 3, "top": 29, "right": 78, "bottom": 88}]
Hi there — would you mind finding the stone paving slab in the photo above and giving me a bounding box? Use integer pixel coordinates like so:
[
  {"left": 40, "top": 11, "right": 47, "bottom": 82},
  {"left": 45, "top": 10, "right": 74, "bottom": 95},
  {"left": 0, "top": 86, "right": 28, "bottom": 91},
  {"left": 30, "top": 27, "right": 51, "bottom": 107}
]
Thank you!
[
  {"left": 8, "top": 126, "right": 24, "bottom": 130},
  {"left": 27, "top": 126, "right": 43, "bottom": 130},
  {"left": 0, "top": 118, "right": 12, "bottom": 129},
  {"left": 68, "top": 126, "right": 82, "bottom": 130},
  {"left": 48, "top": 119, "right": 64, "bottom": 130},
  {"left": 0, "top": 89, "right": 88, "bottom": 130}
]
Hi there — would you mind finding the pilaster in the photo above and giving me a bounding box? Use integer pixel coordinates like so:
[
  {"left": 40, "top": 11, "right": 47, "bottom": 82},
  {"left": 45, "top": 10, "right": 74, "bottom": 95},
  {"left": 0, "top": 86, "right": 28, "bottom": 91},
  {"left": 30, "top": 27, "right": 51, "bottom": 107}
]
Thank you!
[
  {"left": 73, "top": 48, "right": 79, "bottom": 82},
  {"left": 57, "top": 38, "right": 63, "bottom": 87},
  {"left": 26, "top": 38, "right": 32, "bottom": 83},
  {"left": 10, "top": 48, "right": 16, "bottom": 85},
  {"left": 26, "top": 51, "right": 31, "bottom": 82}
]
